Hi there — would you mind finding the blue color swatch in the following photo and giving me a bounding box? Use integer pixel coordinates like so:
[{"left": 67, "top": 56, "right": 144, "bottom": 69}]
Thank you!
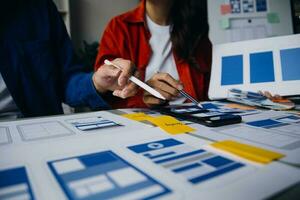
[
  {"left": 246, "top": 119, "right": 288, "bottom": 129},
  {"left": 0, "top": 167, "right": 35, "bottom": 200},
  {"left": 221, "top": 55, "right": 244, "bottom": 85},
  {"left": 256, "top": 0, "right": 267, "bottom": 12},
  {"left": 48, "top": 151, "right": 170, "bottom": 200},
  {"left": 250, "top": 51, "right": 275, "bottom": 83},
  {"left": 202, "top": 156, "right": 234, "bottom": 168},
  {"left": 202, "top": 103, "right": 220, "bottom": 109},
  {"left": 280, "top": 48, "right": 300, "bottom": 81},
  {"left": 276, "top": 115, "right": 300, "bottom": 122},
  {"left": 128, "top": 138, "right": 244, "bottom": 185}
]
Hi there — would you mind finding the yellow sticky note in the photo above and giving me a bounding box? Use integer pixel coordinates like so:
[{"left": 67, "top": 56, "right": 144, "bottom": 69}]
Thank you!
[
  {"left": 148, "top": 115, "right": 195, "bottom": 135},
  {"left": 211, "top": 140, "right": 284, "bottom": 164},
  {"left": 122, "top": 113, "right": 154, "bottom": 122}
]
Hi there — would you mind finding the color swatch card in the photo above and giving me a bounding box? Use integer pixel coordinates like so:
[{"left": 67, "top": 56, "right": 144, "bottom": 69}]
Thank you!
[
  {"left": 200, "top": 102, "right": 259, "bottom": 116},
  {"left": 67, "top": 117, "right": 121, "bottom": 131},
  {"left": 246, "top": 115, "right": 300, "bottom": 137},
  {"left": 216, "top": 114, "right": 300, "bottom": 150},
  {"left": 128, "top": 138, "right": 245, "bottom": 185},
  {"left": 227, "top": 89, "right": 295, "bottom": 110},
  {"left": 0, "top": 167, "right": 35, "bottom": 200},
  {"left": 48, "top": 151, "right": 171, "bottom": 200}
]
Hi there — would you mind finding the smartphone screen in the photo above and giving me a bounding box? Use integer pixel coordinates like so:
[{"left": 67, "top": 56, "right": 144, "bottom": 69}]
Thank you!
[{"left": 156, "top": 105, "right": 242, "bottom": 127}]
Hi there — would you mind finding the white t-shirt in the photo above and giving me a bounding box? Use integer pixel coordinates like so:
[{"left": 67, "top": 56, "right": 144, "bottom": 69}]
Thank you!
[
  {"left": 0, "top": 73, "right": 20, "bottom": 119},
  {"left": 145, "top": 15, "right": 185, "bottom": 104}
]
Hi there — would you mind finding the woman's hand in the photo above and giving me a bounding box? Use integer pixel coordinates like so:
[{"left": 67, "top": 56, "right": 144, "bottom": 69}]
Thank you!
[
  {"left": 259, "top": 91, "right": 283, "bottom": 101},
  {"left": 143, "top": 72, "right": 183, "bottom": 107},
  {"left": 92, "top": 58, "right": 139, "bottom": 99}
]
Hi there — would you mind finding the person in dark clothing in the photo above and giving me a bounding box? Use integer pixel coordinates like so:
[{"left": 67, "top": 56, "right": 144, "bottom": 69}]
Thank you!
[{"left": 0, "top": 0, "right": 138, "bottom": 118}]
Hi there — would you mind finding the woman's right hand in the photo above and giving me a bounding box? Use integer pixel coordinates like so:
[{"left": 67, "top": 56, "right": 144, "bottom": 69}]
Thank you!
[{"left": 143, "top": 72, "right": 183, "bottom": 107}]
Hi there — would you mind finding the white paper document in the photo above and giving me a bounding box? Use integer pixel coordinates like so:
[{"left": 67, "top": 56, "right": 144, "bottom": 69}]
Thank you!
[
  {"left": 0, "top": 110, "right": 299, "bottom": 200},
  {"left": 17, "top": 121, "right": 74, "bottom": 141}
]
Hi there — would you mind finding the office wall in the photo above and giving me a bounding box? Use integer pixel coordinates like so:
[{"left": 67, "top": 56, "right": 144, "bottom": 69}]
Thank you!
[
  {"left": 208, "top": 0, "right": 293, "bottom": 45},
  {"left": 70, "top": 0, "right": 138, "bottom": 50}
]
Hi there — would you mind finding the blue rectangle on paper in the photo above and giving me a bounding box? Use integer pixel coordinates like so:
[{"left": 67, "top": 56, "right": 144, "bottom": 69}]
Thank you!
[
  {"left": 189, "top": 163, "right": 244, "bottom": 184},
  {"left": 280, "top": 48, "right": 300, "bottom": 81},
  {"left": 221, "top": 55, "right": 243, "bottom": 85},
  {"left": 0, "top": 167, "right": 35, "bottom": 200},
  {"left": 154, "top": 150, "right": 205, "bottom": 164},
  {"left": 265, "top": 123, "right": 288, "bottom": 129},
  {"left": 202, "top": 103, "right": 219, "bottom": 109},
  {"left": 250, "top": 52, "right": 275, "bottom": 83},
  {"left": 80, "top": 151, "right": 117, "bottom": 167},
  {"left": 173, "top": 163, "right": 202, "bottom": 173},
  {"left": 277, "top": 115, "right": 300, "bottom": 121},
  {"left": 256, "top": 0, "right": 267, "bottom": 12},
  {"left": 202, "top": 156, "right": 234, "bottom": 168},
  {"left": 128, "top": 139, "right": 183, "bottom": 154},
  {"left": 48, "top": 151, "right": 171, "bottom": 200},
  {"left": 246, "top": 119, "right": 281, "bottom": 127},
  {"left": 0, "top": 167, "right": 27, "bottom": 187}
]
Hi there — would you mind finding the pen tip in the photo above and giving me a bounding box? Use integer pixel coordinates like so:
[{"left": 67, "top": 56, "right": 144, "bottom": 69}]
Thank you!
[
  {"left": 160, "top": 95, "right": 166, "bottom": 100},
  {"left": 197, "top": 103, "right": 203, "bottom": 108}
]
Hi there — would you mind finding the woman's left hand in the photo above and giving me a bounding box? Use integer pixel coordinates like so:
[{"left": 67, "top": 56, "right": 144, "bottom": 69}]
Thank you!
[
  {"left": 259, "top": 91, "right": 283, "bottom": 101},
  {"left": 143, "top": 72, "right": 183, "bottom": 107}
]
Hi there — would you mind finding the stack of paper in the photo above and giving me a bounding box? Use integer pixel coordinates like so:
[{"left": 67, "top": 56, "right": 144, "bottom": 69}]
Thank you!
[{"left": 227, "top": 88, "right": 295, "bottom": 110}]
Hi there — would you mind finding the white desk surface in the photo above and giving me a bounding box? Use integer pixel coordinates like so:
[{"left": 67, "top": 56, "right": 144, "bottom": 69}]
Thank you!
[{"left": 0, "top": 107, "right": 299, "bottom": 200}]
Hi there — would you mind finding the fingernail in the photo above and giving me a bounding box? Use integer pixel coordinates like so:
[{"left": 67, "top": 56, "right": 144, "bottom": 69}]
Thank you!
[
  {"left": 177, "top": 84, "right": 183, "bottom": 90},
  {"left": 123, "top": 89, "right": 129, "bottom": 96},
  {"left": 113, "top": 91, "right": 118, "bottom": 96},
  {"left": 119, "top": 77, "right": 126, "bottom": 86}
]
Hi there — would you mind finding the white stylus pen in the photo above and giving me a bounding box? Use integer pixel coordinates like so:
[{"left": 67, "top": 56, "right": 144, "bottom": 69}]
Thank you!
[{"left": 104, "top": 60, "right": 166, "bottom": 100}]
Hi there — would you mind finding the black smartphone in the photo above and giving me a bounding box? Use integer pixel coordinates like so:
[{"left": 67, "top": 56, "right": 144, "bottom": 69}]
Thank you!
[{"left": 155, "top": 105, "right": 242, "bottom": 127}]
